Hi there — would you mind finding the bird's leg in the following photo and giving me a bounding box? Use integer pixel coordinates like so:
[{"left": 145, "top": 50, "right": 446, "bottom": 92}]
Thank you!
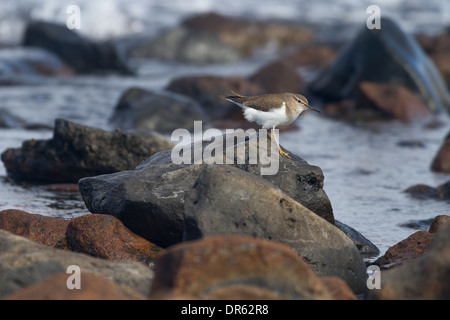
[
  {"left": 272, "top": 127, "right": 291, "bottom": 159},
  {"left": 265, "top": 129, "right": 271, "bottom": 141}
]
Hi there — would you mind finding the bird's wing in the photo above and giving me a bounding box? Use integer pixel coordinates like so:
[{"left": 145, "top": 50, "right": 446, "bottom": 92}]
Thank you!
[
  {"left": 219, "top": 93, "right": 285, "bottom": 112},
  {"left": 241, "top": 95, "right": 285, "bottom": 112}
]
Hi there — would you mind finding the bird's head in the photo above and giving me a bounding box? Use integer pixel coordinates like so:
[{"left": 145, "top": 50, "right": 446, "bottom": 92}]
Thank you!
[{"left": 292, "top": 94, "right": 320, "bottom": 113}]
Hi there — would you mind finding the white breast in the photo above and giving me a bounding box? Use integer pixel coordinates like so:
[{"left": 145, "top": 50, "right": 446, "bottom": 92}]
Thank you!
[{"left": 243, "top": 102, "right": 292, "bottom": 129}]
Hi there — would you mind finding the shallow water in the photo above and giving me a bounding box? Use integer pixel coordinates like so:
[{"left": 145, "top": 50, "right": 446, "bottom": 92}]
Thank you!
[{"left": 1, "top": 0, "right": 450, "bottom": 258}]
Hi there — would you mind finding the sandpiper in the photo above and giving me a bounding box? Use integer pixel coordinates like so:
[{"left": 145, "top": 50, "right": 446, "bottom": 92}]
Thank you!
[{"left": 220, "top": 91, "right": 320, "bottom": 158}]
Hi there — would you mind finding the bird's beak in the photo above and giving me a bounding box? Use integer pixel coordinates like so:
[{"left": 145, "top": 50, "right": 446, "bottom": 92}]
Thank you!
[{"left": 307, "top": 105, "right": 321, "bottom": 113}]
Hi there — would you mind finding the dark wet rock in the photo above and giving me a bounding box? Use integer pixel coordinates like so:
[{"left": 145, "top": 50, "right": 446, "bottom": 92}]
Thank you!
[
  {"left": 396, "top": 140, "right": 426, "bottom": 148},
  {"left": 431, "top": 130, "right": 450, "bottom": 173},
  {"left": 373, "top": 230, "right": 434, "bottom": 270},
  {"left": 405, "top": 180, "right": 450, "bottom": 201},
  {"left": 183, "top": 165, "right": 366, "bottom": 294},
  {"left": 1, "top": 118, "right": 173, "bottom": 183},
  {"left": 165, "top": 75, "right": 263, "bottom": 119},
  {"left": 357, "top": 82, "right": 431, "bottom": 122},
  {"left": 398, "top": 218, "right": 435, "bottom": 230},
  {"left": 181, "top": 12, "right": 314, "bottom": 57},
  {"left": 149, "top": 235, "right": 336, "bottom": 300},
  {"left": 309, "top": 18, "right": 450, "bottom": 114},
  {"left": 368, "top": 223, "right": 450, "bottom": 299},
  {"left": 66, "top": 214, "right": 164, "bottom": 264},
  {"left": 437, "top": 180, "right": 450, "bottom": 200},
  {"left": 109, "top": 87, "right": 210, "bottom": 133},
  {"left": 334, "top": 220, "right": 380, "bottom": 257},
  {"left": 0, "top": 209, "right": 69, "bottom": 248},
  {"left": 5, "top": 272, "right": 145, "bottom": 300},
  {"left": 403, "top": 184, "right": 440, "bottom": 200},
  {"left": 0, "top": 230, "right": 153, "bottom": 299},
  {"left": 79, "top": 131, "right": 334, "bottom": 248},
  {"left": 23, "top": 21, "right": 132, "bottom": 75},
  {"left": 130, "top": 26, "right": 240, "bottom": 64},
  {"left": 0, "top": 47, "right": 74, "bottom": 78}
]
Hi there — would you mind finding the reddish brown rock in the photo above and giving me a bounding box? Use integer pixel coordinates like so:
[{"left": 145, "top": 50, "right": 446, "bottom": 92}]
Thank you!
[
  {"left": 249, "top": 59, "right": 305, "bottom": 94},
  {"left": 374, "top": 230, "right": 434, "bottom": 270},
  {"left": 149, "top": 235, "right": 333, "bottom": 300},
  {"left": 417, "top": 32, "right": 450, "bottom": 84},
  {"left": 357, "top": 81, "right": 431, "bottom": 122},
  {"left": 403, "top": 184, "right": 440, "bottom": 200},
  {"left": 166, "top": 75, "right": 263, "bottom": 119},
  {"left": 0, "top": 209, "right": 69, "bottom": 248},
  {"left": 369, "top": 223, "right": 450, "bottom": 300},
  {"left": 429, "top": 215, "right": 450, "bottom": 233},
  {"left": 5, "top": 272, "right": 144, "bottom": 300},
  {"left": 322, "top": 99, "right": 356, "bottom": 119},
  {"left": 181, "top": 12, "right": 313, "bottom": 56},
  {"left": 66, "top": 214, "right": 164, "bottom": 264},
  {"left": 320, "top": 277, "right": 358, "bottom": 300},
  {"left": 431, "top": 132, "right": 450, "bottom": 173},
  {"left": 285, "top": 45, "right": 337, "bottom": 67}
]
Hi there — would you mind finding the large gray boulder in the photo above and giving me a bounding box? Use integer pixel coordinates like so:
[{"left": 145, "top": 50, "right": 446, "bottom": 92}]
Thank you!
[
  {"left": 79, "top": 131, "right": 333, "bottom": 248},
  {"left": 184, "top": 165, "right": 367, "bottom": 294}
]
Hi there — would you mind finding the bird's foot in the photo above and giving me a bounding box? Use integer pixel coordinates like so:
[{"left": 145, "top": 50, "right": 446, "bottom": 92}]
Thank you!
[{"left": 278, "top": 148, "right": 291, "bottom": 159}]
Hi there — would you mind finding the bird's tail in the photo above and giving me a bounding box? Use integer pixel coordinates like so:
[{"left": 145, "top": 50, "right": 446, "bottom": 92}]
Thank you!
[{"left": 219, "top": 90, "right": 246, "bottom": 102}]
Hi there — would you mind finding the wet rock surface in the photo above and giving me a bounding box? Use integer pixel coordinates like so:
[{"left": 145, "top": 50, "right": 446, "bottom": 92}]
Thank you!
[{"left": 334, "top": 220, "right": 380, "bottom": 257}]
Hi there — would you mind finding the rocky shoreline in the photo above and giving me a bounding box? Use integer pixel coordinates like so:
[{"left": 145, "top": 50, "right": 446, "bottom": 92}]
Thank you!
[
  {"left": 0, "top": 120, "right": 449, "bottom": 299},
  {"left": 1, "top": 11, "right": 450, "bottom": 300}
]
